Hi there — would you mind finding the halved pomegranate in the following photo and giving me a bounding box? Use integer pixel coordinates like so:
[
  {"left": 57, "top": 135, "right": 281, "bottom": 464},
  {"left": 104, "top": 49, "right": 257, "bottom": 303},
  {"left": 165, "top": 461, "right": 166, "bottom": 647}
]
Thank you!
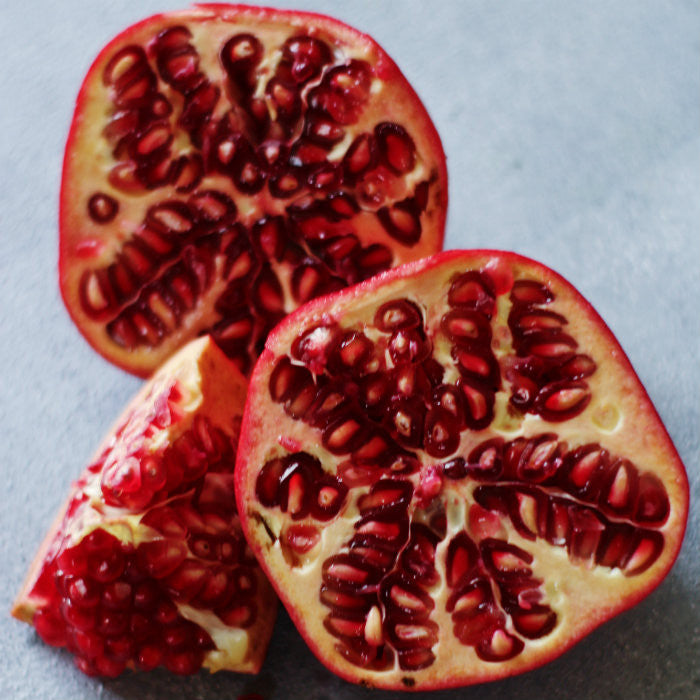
[
  {"left": 60, "top": 4, "right": 447, "bottom": 377},
  {"left": 235, "top": 250, "right": 688, "bottom": 690},
  {"left": 13, "top": 337, "right": 276, "bottom": 677}
]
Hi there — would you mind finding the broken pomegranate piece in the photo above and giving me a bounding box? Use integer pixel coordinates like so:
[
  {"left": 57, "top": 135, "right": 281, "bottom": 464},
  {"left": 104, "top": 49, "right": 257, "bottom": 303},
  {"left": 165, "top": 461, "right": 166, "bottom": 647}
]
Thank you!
[
  {"left": 13, "top": 337, "right": 276, "bottom": 677},
  {"left": 60, "top": 4, "right": 447, "bottom": 377},
  {"left": 235, "top": 250, "right": 688, "bottom": 690}
]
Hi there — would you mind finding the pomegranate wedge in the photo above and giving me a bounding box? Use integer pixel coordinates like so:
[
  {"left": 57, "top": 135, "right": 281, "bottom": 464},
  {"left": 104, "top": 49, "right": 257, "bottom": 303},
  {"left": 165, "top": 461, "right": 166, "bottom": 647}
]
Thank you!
[
  {"left": 235, "top": 250, "right": 688, "bottom": 690},
  {"left": 60, "top": 4, "right": 447, "bottom": 377},
  {"left": 13, "top": 337, "right": 276, "bottom": 677}
]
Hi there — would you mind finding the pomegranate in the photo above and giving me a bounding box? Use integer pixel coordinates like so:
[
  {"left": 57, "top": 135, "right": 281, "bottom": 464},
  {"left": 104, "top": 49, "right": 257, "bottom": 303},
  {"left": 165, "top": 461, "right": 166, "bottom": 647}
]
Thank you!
[
  {"left": 12, "top": 337, "right": 276, "bottom": 677},
  {"left": 235, "top": 250, "right": 688, "bottom": 690},
  {"left": 59, "top": 4, "right": 447, "bottom": 378}
]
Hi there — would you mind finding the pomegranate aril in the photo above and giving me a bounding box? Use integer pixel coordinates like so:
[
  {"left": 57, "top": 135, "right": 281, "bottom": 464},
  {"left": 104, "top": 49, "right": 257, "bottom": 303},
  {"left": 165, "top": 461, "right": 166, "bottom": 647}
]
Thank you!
[
  {"left": 448, "top": 270, "right": 496, "bottom": 316},
  {"left": 510, "top": 279, "right": 554, "bottom": 306},
  {"left": 378, "top": 198, "right": 422, "bottom": 246},
  {"left": 281, "top": 35, "right": 332, "bottom": 84},
  {"left": 446, "top": 532, "right": 479, "bottom": 588},
  {"left": 67, "top": 577, "right": 101, "bottom": 608},
  {"left": 635, "top": 473, "right": 670, "bottom": 524},
  {"left": 388, "top": 328, "right": 430, "bottom": 365},
  {"left": 423, "top": 407, "right": 460, "bottom": 458},
  {"left": 137, "top": 540, "right": 188, "bottom": 578},
  {"left": 477, "top": 628, "right": 524, "bottom": 662},
  {"left": 375, "top": 122, "right": 416, "bottom": 174},
  {"left": 61, "top": 599, "right": 98, "bottom": 632},
  {"left": 221, "top": 33, "right": 263, "bottom": 95},
  {"left": 88, "top": 193, "right": 119, "bottom": 223},
  {"left": 34, "top": 608, "right": 68, "bottom": 647},
  {"left": 343, "top": 133, "right": 377, "bottom": 178},
  {"left": 441, "top": 308, "right": 492, "bottom": 344}
]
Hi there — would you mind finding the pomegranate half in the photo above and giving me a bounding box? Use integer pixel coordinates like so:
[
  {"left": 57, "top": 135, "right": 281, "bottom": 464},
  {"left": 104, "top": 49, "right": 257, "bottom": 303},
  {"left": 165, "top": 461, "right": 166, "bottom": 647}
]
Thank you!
[
  {"left": 60, "top": 3, "right": 447, "bottom": 378},
  {"left": 235, "top": 250, "right": 688, "bottom": 690},
  {"left": 13, "top": 336, "right": 276, "bottom": 677}
]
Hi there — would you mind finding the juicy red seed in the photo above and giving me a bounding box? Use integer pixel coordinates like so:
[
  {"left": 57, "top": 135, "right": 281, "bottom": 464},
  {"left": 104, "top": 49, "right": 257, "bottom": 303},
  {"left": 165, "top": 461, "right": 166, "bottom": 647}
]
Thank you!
[
  {"left": 152, "top": 25, "right": 192, "bottom": 54},
  {"left": 282, "top": 35, "right": 332, "bottom": 84},
  {"left": 380, "top": 574, "right": 435, "bottom": 622},
  {"left": 534, "top": 381, "right": 591, "bottom": 421},
  {"left": 269, "top": 356, "right": 314, "bottom": 404},
  {"left": 355, "top": 243, "right": 394, "bottom": 277},
  {"left": 423, "top": 407, "right": 460, "bottom": 458},
  {"left": 221, "top": 33, "right": 263, "bottom": 94},
  {"left": 511, "top": 279, "right": 554, "bottom": 305},
  {"left": 375, "top": 122, "right": 416, "bottom": 174},
  {"left": 88, "top": 193, "right": 119, "bottom": 223},
  {"left": 458, "top": 377, "right": 495, "bottom": 430},
  {"left": 328, "top": 331, "right": 374, "bottom": 374},
  {"left": 635, "top": 473, "right": 670, "bottom": 524},
  {"left": 136, "top": 644, "right": 163, "bottom": 671},
  {"left": 559, "top": 354, "right": 597, "bottom": 380},
  {"left": 137, "top": 540, "right": 188, "bottom": 578},
  {"left": 72, "top": 629, "right": 105, "bottom": 657},
  {"left": 291, "top": 324, "right": 337, "bottom": 367},
  {"left": 388, "top": 396, "right": 425, "bottom": 448},
  {"left": 443, "top": 457, "right": 467, "bottom": 480},
  {"left": 97, "top": 610, "right": 129, "bottom": 637},
  {"left": 165, "top": 649, "right": 204, "bottom": 675},
  {"left": 311, "top": 476, "right": 348, "bottom": 520},
  {"left": 101, "top": 581, "right": 133, "bottom": 610},
  {"left": 467, "top": 438, "right": 504, "bottom": 480},
  {"left": 304, "top": 110, "right": 345, "bottom": 147},
  {"left": 388, "top": 328, "right": 430, "bottom": 365},
  {"left": 358, "top": 479, "right": 413, "bottom": 516},
  {"left": 477, "top": 628, "right": 524, "bottom": 662},
  {"left": 67, "top": 577, "right": 101, "bottom": 607},
  {"left": 441, "top": 308, "right": 492, "bottom": 344},
  {"left": 61, "top": 600, "right": 97, "bottom": 632},
  {"left": 283, "top": 524, "right": 321, "bottom": 554},
  {"left": 342, "top": 133, "right": 376, "bottom": 177},
  {"left": 374, "top": 298, "right": 423, "bottom": 332},
  {"left": 103, "top": 45, "right": 148, "bottom": 87},
  {"left": 377, "top": 199, "right": 422, "bottom": 246},
  {"left": 446, "top": 532, "right": 479, "bottom": 588},
  {"left": 480, "top": 539, "right": 533, "bottom": 581},
  {"left": 309, "top": 60, "right": 372, "bottom": 125},
  {"left": 34, "top": 608, "right": 68, "bottom": 647},
  {"left": 448, "top": 270, "right": 496, "bottom": 317}
]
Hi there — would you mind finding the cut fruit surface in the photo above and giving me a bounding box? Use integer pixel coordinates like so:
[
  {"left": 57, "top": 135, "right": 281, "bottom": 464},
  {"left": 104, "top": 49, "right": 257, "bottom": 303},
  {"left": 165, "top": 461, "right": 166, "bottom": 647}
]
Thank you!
[
  {"left": 235, "top": 250, "right": 688, "bottom": 690},
  {"left": 13, "top": 337, "right": 276, "bottom": 677},
  {"left": 60, "top": 4, "right": 447, "bottom": 377}
]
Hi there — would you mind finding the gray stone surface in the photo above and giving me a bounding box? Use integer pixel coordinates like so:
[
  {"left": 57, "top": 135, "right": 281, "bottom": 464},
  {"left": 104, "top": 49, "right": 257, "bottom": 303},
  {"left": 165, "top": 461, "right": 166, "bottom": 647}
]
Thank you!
[{"left": 1, "top": 1, "right": 698, "bottom": 698}]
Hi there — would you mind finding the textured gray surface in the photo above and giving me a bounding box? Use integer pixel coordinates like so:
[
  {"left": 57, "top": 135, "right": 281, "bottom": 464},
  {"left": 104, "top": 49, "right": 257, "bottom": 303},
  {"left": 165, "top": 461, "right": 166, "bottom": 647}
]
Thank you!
[{"left": 1, "top": 1, "right": 698, "bottom": 698}]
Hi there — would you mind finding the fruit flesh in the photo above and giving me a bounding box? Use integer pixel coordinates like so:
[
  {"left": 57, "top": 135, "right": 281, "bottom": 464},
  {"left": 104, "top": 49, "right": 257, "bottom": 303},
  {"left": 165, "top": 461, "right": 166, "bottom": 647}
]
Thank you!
[
  {"left": 13, "top": 336, "right": 277, "bottom": 676},
  {"left": 235, "top": 250, "right": 688, "bottom": 690},
  {"left": 60, "top": 4, "right": 447, "bottom": 377}
]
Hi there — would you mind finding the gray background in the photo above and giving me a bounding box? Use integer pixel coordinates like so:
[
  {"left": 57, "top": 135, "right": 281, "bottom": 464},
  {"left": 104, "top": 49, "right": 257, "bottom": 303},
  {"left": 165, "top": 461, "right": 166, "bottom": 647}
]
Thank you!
[{"left": 1, "top": 1, "right": 698, "bottom": 698}]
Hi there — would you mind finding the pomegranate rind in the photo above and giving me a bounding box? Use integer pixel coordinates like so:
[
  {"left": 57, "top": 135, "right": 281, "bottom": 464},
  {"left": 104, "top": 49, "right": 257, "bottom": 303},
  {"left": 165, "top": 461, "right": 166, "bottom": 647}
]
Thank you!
[
  {"left": 13, "top": 336, "right": 277, "bottom": 675},
  {"left": 59, "top": 3, "right": 447, "bottom": 378},
  {"left": 235, "top": 250, "right": 688, "bottom": 690}
]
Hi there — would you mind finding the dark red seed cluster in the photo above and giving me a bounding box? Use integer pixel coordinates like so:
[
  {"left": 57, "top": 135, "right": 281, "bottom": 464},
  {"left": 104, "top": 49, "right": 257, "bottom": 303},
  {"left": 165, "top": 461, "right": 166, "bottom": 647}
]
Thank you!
[
  {"left": 255, "top": 452, "right": 348, "bottom": 522},
  {"left": 80, "top": 26, "right": 435, "bottom": 375},
  {"left": 507, "top": 280, "right": 597, "bottom": 420},
  {"left": 99, "top": 399, "right": 235, "bottom": 512},
  {"left": 32, "top": 529, "right": 218, "bottom": 676},
  {"left": 32, "top": 464, "right": 259, "bottom": 676},
  {"left": 320, "top": 479, "right": 445, "bottom": 671},
  {"left": 445, "top": 534, "right": 555, "bottom": 659}
]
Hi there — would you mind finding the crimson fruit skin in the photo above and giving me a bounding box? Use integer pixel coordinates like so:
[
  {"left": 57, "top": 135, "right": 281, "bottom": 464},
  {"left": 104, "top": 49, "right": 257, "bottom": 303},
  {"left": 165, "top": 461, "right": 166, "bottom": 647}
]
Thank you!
[
  {"left": 235, "top": 250, "right": 689, "bottom": 691},
  {"left": 59, "top": 3, "right": 447, "bottom": 379},
  {"left": 13, "top": 336, "right": 277, "bottom": 677}
]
